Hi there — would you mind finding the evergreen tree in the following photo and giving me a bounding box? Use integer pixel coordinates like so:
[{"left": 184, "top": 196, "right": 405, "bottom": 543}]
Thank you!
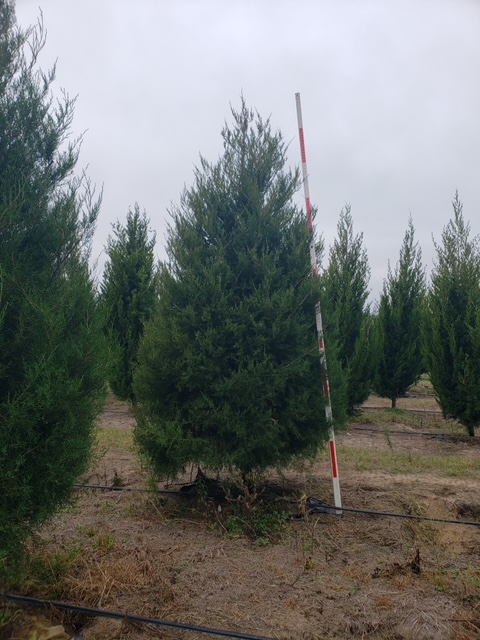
[
  {"left": 423, "top": 193, "right": 480, "bottom": 436},
  {"left": 134, "top": 100, "right": 346, "bottom": 481},
  {"left": 322, "top": 205, "right": 374, "bottom": 413},
  {"left": 374, "top": 218, "right": 425, "bottom": 407},
  {"left": 100, "top": 204, "right": 157, "bottom": 400},
  {"left": 0, "top": 4, "right": 106, "bottom": 578}
]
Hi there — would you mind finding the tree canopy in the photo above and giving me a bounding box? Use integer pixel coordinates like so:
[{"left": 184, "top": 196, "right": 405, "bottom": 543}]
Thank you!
[
  {"left": 0, "top": 3, "right": 106, "bottom": 578},
  {"left": 423, "top": 193, "right": 480, "bottom": 435},
  {"left": 322, "top": 205, "right": 374, "bottom": 413},
  {"left": 134, "top": 100, "right": 344, "bottom": 481},
  {"left": 374, "top": 218, "right": 425, "bottom": 407},
  {"left": 100, "top": 204, "right": 157, "bottom": 400}
]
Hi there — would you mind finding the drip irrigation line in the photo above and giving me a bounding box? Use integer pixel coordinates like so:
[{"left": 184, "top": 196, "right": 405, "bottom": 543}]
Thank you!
[
  {"left": 75, "top": 483, "right": 180, "bottom": 494},
  {"left": 73, "top": 483, "right": 226, "bottom": 498},
  {"left": 403, "top": 393, "right": 436, "bottom": 399},
  {"left": 361, "top": 406, "right": 442, "bottom": 415},
  {"left": 76, "top": 485, "right": 480, "bottom": 526},
  {"left": 306, "top": 498, "right": 480, "bottom": 527},
  {"left": 351, "top": 426, "right": 462, "bottom": 439},
  {"left": 3, "top": 594, "right": 275, "bottom": 640}
]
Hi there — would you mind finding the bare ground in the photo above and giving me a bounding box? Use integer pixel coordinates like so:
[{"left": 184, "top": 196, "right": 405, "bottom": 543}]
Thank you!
[{"left": 6, "top": 398, "right": 480, "bottom": 640}]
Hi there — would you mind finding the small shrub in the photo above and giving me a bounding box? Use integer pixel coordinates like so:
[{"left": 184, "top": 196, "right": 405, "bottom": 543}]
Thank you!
[{"left": 223, "top": 499, "right": 289, "bottom": 543}]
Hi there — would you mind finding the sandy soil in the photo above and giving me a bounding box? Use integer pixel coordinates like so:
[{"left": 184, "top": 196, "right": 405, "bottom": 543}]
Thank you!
[{"left": 7, "top": 400, "right": 480, "bottom": 640}]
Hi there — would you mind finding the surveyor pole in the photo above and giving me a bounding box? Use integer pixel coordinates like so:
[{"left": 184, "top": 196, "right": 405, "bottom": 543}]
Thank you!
[{"left": 295, "top": 93, "right": 342, "bottom": 511}]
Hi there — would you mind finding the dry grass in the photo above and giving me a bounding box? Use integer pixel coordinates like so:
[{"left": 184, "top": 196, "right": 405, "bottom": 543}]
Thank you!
[
  {"left": 408, "top": 375, "right": 435, "bottom": 395},
  {"left": 96, "top": 427, "right": 133, "bottom": 451},
  {"left": 9, "top": 390, "right": 480, "bottom": 640},
  {"left": 353, "top": 405, "right": 466, "bottom": 433},
  {"left": 333, "top": 444, "right": 480, "bottom": 478}
]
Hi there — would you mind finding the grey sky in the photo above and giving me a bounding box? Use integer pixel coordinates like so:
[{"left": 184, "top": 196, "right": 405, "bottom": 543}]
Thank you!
[{"left": 16, "top": 0, "right": 480, "bottom": 301}]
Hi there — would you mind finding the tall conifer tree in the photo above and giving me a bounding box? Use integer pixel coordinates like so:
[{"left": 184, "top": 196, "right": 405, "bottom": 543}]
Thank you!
[
  {"left": 0, "top": 3, "right": 106, "bottom": 577},
  {"left": 424, "top": 193, "right": 480, "bottom": 436},
  {"left": 100, "top": 204, "right": 157, "bottom": 400},
  {"left": 323, "top": 205, "right": 374, "bottom": 413},
  {"left": 375, "top": 218, "right": 425, "bottom": 407},
  {"left": 134, "top": 100, "right": 346, "bottom": 480}
]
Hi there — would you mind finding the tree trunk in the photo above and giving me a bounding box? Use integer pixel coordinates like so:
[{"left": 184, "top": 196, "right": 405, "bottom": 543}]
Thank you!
[
  {"left": 391, "top": 397, "right": 397, "bottom": 409},
  {"left": 467, "top": 424, "right": 475, "bottom": 437}
]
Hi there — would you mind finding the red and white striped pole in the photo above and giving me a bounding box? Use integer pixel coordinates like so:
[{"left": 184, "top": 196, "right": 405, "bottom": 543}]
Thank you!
[{"left": 295, "top": 93, "right": 342, "bottom": 511}]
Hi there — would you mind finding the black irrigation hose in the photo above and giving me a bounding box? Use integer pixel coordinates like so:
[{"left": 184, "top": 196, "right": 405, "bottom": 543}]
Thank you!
[
  {"left": 74, "top": 483, "right": 181, "bottom": 495},
  {"left": 75, "top": 484, "right": 480, "bottom": 527},
  {"left": 403, "top": 393, "right": 437, "bottom": 399},
  {"left": 3, "top": 594, "right": 275, "bottom": 640},
  {"left": 73, "top": 483, "right": 226, "bottom": 498},
  {"left": 361, "top": 406, "right": 443, "bottom": 415},
  {"left": 306, "top": 498, "right": 480, "bottom": 527},
  {"left": 351, "top": 426, "right": 463, "bottom": 439}
]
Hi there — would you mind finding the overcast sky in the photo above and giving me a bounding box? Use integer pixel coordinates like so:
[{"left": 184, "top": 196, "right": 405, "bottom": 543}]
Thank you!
[{"left": 16, "top": 0, "right": 480, "bottom": 302}]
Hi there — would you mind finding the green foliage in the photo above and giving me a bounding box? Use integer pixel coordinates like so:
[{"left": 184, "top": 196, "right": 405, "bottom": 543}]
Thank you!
[
  {"left": 95, "top": 532, "right": 116, "bottom": 552},
  {"left": 0, "top": 602, "right": 19, "bottom": 633},
  {"left": 423, "top": 192, "right": 480, "bottom": 436},
  {"left": 100, "top": 204, "right": 157, "bottom": 400},
  {"left": 21, "top": 545, "right": 81, "bottom": 596},
  {"left": 134, "top": 99, "right": 343, "bottom": 480},
  {"left": 322, "top": 205, "right": 374, "bottom": 412},
  {"left": 374, "top": 218, "right": 425, "bottom": 407},
  {"left": 0, "top": 5, "right": 107, "bottom": 582},
  {"left": 346, "top": 312, "right": 377, "bottom": 411},
  {"left": 224, "top": 504, "right": 289, "bottom": 542}
]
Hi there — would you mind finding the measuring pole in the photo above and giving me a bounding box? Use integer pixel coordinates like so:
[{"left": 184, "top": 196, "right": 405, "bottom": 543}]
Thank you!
[{"left": 295, "top": 92, "right": 342, "bottom": 511}]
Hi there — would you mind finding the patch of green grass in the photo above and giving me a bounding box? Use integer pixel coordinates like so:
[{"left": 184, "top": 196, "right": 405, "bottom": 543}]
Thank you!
[
  {"left": 350, "top": 407, "right": 421, "bottom": 427},
  {"left": 95, "top": 532, "right": 115, "bottom": 552},
  {"left": 78, "top": 525, "right": 96, "bottom": 538},
  {"left": 251, "top": 508, "right": 290, "bottom": 541},
  {"left": 408, "top": 374, "right": 435, "bottom": 395},
  {"left": 96, "top": 427, "right": 133, "bottom": 451},
  {"left": 350, "top": 407, "right": 463, "bottom": 434},
  {"left": 425, "top": 563, "right": 480, "bottom": 598},
  {"left": 224, "top": 514, "right": 247, "bottom": 536},
  {"left": 222, "top": 504, "right": 290, "bottom": 543},
  {"left": 19, "top": 544, "right": 82, "bottom": 597},
  {"left": 174, "top": 560, "right": 190, "bottom": 571},
  {"left": 335, "top": 445, "right": 480, "bottom": 478},
  {"left": 0, "top": 604, "right": 20, "bottom": 633}
]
